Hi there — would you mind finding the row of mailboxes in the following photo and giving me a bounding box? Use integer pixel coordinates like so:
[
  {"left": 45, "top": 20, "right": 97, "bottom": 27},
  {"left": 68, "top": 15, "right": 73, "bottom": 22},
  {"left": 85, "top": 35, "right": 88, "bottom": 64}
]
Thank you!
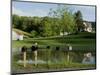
[
  {"left": 21, "top": 46, "right": 61, "bottom": 52},
  {"left": 21, "top": 45, "right": 38, "bottom": 52},
  {"left": 46, "top": 46, "right": 72, "bottom": 51},
  {"left": 21, "top": 45, "right": 72, "bottom": 52},
  {"left": 20, "top": 45, "right": 72, "bottom": 68}
]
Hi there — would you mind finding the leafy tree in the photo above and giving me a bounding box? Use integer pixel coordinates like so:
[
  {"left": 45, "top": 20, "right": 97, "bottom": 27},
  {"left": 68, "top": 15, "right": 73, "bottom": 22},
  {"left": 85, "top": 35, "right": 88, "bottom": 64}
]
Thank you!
[
  {"left": 31, "top": 30, "right": 38, "bottom": 37},
  {"left": 12, "top": 15, "right": 24, "bottom": 30},
  {"left": 12, "top": 6, "right": 77, "bottom": 37},
  {"left": 40, "top": 17, "right": 53, "bottom": 37},
  {"left": 21, "top": 16, "right": 29, "bottom": 31},
  {"left": 74, "top": 10, "right": 85, "bottom": 32},
  {"left": 49, "top": 5, "right": 76, "bottom": 35}
]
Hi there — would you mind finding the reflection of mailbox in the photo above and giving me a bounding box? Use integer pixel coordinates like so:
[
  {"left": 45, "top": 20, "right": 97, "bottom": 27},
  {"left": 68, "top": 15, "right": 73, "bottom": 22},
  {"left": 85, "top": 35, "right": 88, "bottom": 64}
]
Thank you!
[
  {"left": 31, "top": 45, "right": 38, "bottom": 66},
  {"left": 67, "top": 44, "right": 72, "bottom": 51},
  {"left": 56, "top": 46, "right": 60, "bottom": 51},
  {"left": 69, "top": 45, "right": 72, "bottom": 51},
  {"left": 21, "top": 46, "right": 27, "bottom": 67},
  {"left": 21, "top": 46, "right": 27, "bottom": 52},
  {"left": 31, "top": 45, "right": 38, "bottom": 51},
  {"left": 46, "top": 46, "right": 50, "bottom": 49}
]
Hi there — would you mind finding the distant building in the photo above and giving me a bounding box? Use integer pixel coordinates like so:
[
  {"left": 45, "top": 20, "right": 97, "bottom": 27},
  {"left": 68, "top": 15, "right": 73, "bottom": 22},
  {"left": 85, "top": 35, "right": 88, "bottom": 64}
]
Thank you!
[
  {"left": 60, "top": 32, "right": 69, "bottom": 36},
  {"left": 12, "top": 30, "right": 23, "bottom": 40},
  {"left": 83, "top": 21, "right": 93, "bottom": 32}
]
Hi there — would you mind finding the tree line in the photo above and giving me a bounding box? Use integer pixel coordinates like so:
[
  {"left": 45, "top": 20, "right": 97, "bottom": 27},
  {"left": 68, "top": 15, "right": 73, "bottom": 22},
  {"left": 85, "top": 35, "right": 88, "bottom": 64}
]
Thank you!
[{"left": 12, "top": 6, "right": 84, "bottom": 37}]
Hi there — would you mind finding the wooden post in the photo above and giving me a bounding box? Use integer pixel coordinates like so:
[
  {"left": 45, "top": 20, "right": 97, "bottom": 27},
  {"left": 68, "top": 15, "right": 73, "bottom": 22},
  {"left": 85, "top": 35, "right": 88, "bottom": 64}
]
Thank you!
[
  {"left": 46, "top": 46, "right": 51, "bottom": 65},
  {"left": 67, "top": 52, "right": 69, "bottom": 63},
  {"left": 23, "top": 51, "right": 26, "bottom": 67},
  {"left": 34, "top": 50, "right": 37, "bottom": 66},
  {"left": 31, "top": 43, "right": 38, "bottom": 66},
  {"left": 21, "top": 46, "right": 27, "bottom": 67},
  {"left": 67, "top": 44, "right": 72, "bottom": 63}
]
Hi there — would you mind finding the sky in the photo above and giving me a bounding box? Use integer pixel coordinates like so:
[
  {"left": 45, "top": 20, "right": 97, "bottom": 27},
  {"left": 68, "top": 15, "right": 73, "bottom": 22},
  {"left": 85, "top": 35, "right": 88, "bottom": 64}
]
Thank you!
[{"left": 12, "top": 1, "right": 96, "bottom": 22}]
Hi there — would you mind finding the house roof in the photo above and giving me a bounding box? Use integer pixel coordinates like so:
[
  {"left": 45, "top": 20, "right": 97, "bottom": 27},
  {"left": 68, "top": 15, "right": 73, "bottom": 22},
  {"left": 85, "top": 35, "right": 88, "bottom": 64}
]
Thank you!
[
  {"left": 83, "top": 22, "right": 92, "bottom": 28},
  {"left": 13, "top": 29, "right": 23, "bottom": 35},
  {"left": 12, "top": 28, "right": 32, "bottom": 37}
]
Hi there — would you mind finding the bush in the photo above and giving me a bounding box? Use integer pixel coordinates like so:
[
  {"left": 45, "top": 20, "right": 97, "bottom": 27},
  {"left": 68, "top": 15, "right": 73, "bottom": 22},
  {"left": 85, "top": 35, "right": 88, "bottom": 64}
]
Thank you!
[{"left": 31, "top": 30, "right": 38, "bottom": 37}]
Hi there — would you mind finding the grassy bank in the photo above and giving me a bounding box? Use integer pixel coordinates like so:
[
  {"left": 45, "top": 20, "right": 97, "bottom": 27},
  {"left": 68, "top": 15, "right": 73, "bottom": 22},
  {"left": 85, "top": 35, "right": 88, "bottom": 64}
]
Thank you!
[
  {"left": 12, "top": 62, "right": 96, "bottom": 74},
  {"left": 12, "top": 32, "right": 96, "bottom": 51}
]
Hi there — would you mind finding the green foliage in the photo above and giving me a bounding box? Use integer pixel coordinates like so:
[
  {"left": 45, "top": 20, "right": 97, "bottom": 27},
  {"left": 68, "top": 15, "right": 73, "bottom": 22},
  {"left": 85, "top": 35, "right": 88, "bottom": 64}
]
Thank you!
[
  {"left": 49, "top": 5, "right": 76, "bottom": 33},
  {"left": 40, "top": 17, "right": 53, "bottom": 37},
  {"left": 31, "top": 30, "right": 38, "bottom": 37},
  {"left": 12, "top": 6, "right": 88, "bottom": 37},
  {"left": 74, "top": 11, "right": 85, "bottom": 32}
]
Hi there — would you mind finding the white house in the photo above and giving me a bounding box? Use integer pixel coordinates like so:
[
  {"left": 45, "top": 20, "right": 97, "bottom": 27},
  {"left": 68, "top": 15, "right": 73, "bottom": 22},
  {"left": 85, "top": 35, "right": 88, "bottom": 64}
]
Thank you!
[
  {"left": 12, "top": 30, "right": 23, "bottom": 40},
  {"left": 60, "top": 32, "right": 70, "bottom": 36},
  {"left": 83, "top": 22, "right": 92, "bottom": 32}
]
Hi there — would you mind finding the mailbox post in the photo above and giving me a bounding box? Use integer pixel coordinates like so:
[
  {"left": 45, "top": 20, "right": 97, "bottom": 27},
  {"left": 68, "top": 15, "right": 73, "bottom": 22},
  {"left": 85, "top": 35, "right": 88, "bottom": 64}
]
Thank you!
[
  {"left": 46, "top": 46, "right": 50, "bottom": 49},
  {"left": 56, "top": 46, "right": 60, "bottom": 51},
  {"left": 21, "top": 46, "right": 27, "bottom": 67},
  {"left": 46, "top": 46, "right": 51, "bottom": 64},
  {"left": 67, "top": 44, "right": 72, "bottom": 63},
  {"left": 54, "top": 46, "right": 60, "bottom": 62},
  {"left": 31, "top": 43, "right": 38, "bottom": 66}
]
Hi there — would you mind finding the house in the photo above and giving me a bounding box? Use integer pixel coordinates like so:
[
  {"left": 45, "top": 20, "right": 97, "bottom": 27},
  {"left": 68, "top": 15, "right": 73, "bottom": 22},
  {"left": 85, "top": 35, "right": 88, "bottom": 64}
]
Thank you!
[
  {"left": 12, "top": 28, "right": 32, "bottom": 40},
  {"left": 83, "top": 21, "right": 93, "bottom": 32},
  {"left": 12, "top": 30, "right": 23, "bottom": 40},
  {"left": 60, "top": 32, "right": 70, "bottom": 36}
]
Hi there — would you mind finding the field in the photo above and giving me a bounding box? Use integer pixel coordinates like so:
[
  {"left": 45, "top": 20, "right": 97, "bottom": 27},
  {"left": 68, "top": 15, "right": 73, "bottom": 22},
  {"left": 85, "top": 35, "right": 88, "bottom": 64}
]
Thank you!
[{"left": 12, "top": 32, "right": 96, "bottom": 49}]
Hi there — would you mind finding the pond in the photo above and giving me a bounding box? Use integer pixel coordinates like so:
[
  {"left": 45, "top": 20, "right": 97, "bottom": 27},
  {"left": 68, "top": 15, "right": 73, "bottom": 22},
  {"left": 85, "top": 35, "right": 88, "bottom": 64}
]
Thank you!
[
  {"left": 12, "top": 47, "right": 96, "bottom": 64},
  {"left": 12, "top": 47, "right": 96, "bottom": 73}
]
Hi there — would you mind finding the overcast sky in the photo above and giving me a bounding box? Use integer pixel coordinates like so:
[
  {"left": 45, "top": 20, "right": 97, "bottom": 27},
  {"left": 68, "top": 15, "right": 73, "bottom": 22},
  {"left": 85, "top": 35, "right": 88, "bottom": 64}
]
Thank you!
[{"left": 12, "top": 1, "right": 96, "bottom": 22}]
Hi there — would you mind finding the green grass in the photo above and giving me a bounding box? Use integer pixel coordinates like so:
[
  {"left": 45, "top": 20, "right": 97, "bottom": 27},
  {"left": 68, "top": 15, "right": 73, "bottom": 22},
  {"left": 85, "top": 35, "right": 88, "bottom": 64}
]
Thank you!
[
  {"left": 12, "top": 32, "right": 96, "bottom": 52},
  {"left": 12, "top": 61, "right": 95, "bottom": 73},
  {"left": 12, "top": 39, "right": 95, "bottom": 47}
]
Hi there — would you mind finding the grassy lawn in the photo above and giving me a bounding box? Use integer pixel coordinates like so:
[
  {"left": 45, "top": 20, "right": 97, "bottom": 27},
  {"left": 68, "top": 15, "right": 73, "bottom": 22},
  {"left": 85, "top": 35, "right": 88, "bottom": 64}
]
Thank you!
[{"left": 12, "top": 32, "right": 96, "bottom": 51}]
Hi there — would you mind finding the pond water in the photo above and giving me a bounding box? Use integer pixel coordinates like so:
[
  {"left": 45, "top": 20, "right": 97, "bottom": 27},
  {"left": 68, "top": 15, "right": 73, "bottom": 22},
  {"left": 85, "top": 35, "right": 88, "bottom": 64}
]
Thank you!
[
  {"left": 17, "top": 59, "right": 46, "bottom": 64},
  {"left": 82, "top": 56, "right": 95, "bottom": 64},
  {"left": 82, "top": 53, "right": 95, "bottom": 64},
  {"left": 12, "top": 47, "right": 96, "bottom": 65}
]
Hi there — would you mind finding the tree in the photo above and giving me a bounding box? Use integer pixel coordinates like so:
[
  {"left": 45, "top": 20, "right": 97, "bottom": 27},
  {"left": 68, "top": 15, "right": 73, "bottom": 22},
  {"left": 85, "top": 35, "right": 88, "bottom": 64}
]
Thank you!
[
  {"left": 12, "top": 14, "right": 20, "bottom": 28},
  {"left": 31, "top": 30, "right": 38, "bottom": 37},
  {"left": 12, "top": 6, "right": 76, "bottom": 37},
  {"left": 40, "top": 17, "right": 53, "bottom": 37},
  {"left": 49, "top": 5, "right": 76, "bottom": 35},
  {"left": 12, "top": 15, "right": 24, "bottom": 30},
  {"left": 60, "top": 10, "right": 76, "bottom": 33},
  {"left": 21, "top": 16, "right": 29, "bottom": 31},
  {"left": 74, "top": 10, "right": 85, "bottom": 32},
  {"left": 12, "top": 15, "right": 43, "bottom": 36}
]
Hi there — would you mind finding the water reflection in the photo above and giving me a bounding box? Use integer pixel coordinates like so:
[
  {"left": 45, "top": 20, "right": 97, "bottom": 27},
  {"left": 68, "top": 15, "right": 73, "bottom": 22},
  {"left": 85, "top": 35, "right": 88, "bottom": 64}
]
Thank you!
[
  {"left": 82, "top": 53, "right": 95, "bottom": 64},
  {"left": 17, "top": 59, "right": 46, "bottom": 64},
  {"left": 12, "top": 47, "right": 96, "bottom": 65}
]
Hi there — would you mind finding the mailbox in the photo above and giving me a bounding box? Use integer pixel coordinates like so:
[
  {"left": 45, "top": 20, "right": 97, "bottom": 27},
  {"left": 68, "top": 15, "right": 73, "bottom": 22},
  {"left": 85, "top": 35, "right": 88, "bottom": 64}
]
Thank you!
[
  {"left": 56, "top": 46, "right": 60, "bottom": 51},
  {"left": 21, "top": 46, "right": 27, "bottom": 52},
  {"left": 46, "top": 46, "right": 50, "bottom": 49},
  {"left": 31, "top": 45, "right": 38, "bottom": 51}
]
